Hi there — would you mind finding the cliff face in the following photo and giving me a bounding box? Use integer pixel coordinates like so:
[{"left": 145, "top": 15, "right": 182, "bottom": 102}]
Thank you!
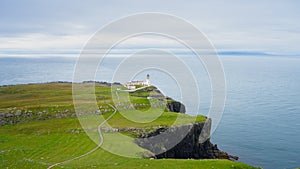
[
  {"left": 166, "top": 101, "right": 186, "bottom": 113},
  {"left": 135, "top": 119, "right": 238, "bottom": 160}
]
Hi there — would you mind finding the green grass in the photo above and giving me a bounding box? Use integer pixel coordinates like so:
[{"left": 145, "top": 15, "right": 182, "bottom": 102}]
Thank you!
[
  {"left": 0, "top": 83, "right": 259, "bottom": 168},
  {"left": 0, "top": 118, "right": 258, "bottom": 169},
  {"left": 129, "top": 86, "right": 157, "bottom": 98},
  {"left": 103, "top": 111, "right": 207, "bottom": 128},
  {"left": 0, "top": 83, "right": 73, "bottom": 108},
  {"left": 0, "top": 83, "right": 112, "bottom": 110},
  {"left": 0, "top": 83, "right": 206, "bottom": 128}
]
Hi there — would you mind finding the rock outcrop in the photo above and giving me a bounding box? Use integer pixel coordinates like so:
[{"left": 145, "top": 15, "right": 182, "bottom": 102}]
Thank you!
[
  {"left": 135, "top": 119, "right": 238, "bottom": 160},
  {"left": 166, "top": 101, "right": 186, "bottom": 113},
  {"left": 0, "top": 109, "right": 77, "bottom": 126}
]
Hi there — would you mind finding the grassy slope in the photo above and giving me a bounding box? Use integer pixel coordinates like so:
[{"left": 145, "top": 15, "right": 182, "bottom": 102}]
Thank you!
[
  {"left": 0, "top": 83, "right": 206, "bottom": 127},
  {"left": 0, "top": 118, "right": 257, "bottom": 169},
  {"left": 0, "top": 83, "right": 258, "bottom": 168}
]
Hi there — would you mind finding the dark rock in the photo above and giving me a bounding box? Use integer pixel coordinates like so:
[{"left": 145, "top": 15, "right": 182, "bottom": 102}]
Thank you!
[
  {"left": 166, "top": 101, "right": 186, "bottom": 113},
  {"left": 113, "top": 82, "right": 122, "bottom": 85},
  {"left": 0, "top": 120, "right": 6, "bottom": 126},
  {"left": 229, "top": 155, "right": 239, "bottom": 161},
  {"left": 135, "top": 119, "right": 238, "bottom": 160},
  {"left": 5, "top": 113, "right": 13, "bottom": 118}
]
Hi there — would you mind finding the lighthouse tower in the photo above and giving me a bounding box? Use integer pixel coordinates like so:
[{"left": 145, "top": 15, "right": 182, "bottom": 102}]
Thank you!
[{"left": 146, "top": 74, "right": 150, "bottom": 86}]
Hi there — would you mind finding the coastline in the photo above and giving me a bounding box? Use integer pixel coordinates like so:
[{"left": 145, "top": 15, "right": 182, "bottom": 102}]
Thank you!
[{"left": 0, "top": 82, "right": 259, "bottom": 168}]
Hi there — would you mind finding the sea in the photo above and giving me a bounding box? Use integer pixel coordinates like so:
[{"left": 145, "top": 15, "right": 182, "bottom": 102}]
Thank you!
[{"left": 0, "top": 55, "right": 299, "bottom": 169}]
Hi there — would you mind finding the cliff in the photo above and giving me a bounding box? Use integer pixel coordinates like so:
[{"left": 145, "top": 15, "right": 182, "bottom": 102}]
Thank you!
[
  {"left": 166, "top": 100, "right": 186, "bottom": 113},
  {"left": 135, "top": 119, "right": 238, "bottom": 160}
]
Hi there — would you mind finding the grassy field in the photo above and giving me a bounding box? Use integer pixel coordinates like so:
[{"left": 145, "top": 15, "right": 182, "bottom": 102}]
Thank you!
[
  {"left": 0, "top": 83, "right": 206, "bottom": 127},
  {"left": 0, "top": 118, "right": 258, "bottom": 169},
  {"left": 0, "top": 83, "right": 259, "bottom": 168}
]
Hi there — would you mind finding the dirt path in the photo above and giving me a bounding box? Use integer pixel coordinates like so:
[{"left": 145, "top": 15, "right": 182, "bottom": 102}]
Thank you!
[{"left": 47, "top": 103, "right": 117, "bottom": 169}]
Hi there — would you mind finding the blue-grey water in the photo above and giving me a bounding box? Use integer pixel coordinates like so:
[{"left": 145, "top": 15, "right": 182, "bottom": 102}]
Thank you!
[{"left": 0, "top": 56, "right": 299, "bottom": 169}]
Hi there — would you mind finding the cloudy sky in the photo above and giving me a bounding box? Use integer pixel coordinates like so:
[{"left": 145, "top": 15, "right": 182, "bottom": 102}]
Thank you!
[{"left": 0, "top": 0, "right": 299, "bottom": 57}]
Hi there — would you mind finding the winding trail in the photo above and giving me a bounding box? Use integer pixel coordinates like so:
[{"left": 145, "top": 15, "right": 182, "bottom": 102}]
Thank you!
[{"left": 47, "top": 103, "right": 117, "bottom": 169}]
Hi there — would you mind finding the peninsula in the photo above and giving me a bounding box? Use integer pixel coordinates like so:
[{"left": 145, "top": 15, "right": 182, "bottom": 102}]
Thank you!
[{"left": 0, "top": 82, "right": 258, "bottom": 168}]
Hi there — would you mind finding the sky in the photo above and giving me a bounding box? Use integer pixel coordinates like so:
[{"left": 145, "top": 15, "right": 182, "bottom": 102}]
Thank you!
[{"left": 0, "top": 0, "right": 300, "bottom": 57}]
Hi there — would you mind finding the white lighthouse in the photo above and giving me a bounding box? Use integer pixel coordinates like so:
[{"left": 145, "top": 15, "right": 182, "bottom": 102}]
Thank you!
[{"left": 146, "top": 74, "right": 150, "bottom": 86}]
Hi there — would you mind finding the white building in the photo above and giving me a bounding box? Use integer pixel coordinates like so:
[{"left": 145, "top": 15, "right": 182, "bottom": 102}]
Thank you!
[
  {"left": 124, "top": 74, "right": 151, "bottom": 90},
  {"left": 146, "top": 74, "right": 150, "bottom": 86}
]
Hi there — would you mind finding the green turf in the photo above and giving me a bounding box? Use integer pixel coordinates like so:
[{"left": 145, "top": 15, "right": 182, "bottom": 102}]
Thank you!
[
  {"left": 0, "top": 118, "right": 259, "bottom": 169},
  {"left": 0, "top": 83, "right": 206, "bottom": 127},
  {"left": 0, "top": 83, "right": 260, "bottom": 168}
]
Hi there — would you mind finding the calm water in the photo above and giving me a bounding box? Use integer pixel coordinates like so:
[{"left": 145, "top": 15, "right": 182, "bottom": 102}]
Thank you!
[{"left": 0, "top": 56, "right": 299, "bottom": 169}]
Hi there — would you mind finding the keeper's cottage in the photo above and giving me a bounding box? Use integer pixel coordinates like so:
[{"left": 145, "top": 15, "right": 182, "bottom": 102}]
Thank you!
[{"left": 125, "top": 74, "right": 150, "bottom": 90}]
